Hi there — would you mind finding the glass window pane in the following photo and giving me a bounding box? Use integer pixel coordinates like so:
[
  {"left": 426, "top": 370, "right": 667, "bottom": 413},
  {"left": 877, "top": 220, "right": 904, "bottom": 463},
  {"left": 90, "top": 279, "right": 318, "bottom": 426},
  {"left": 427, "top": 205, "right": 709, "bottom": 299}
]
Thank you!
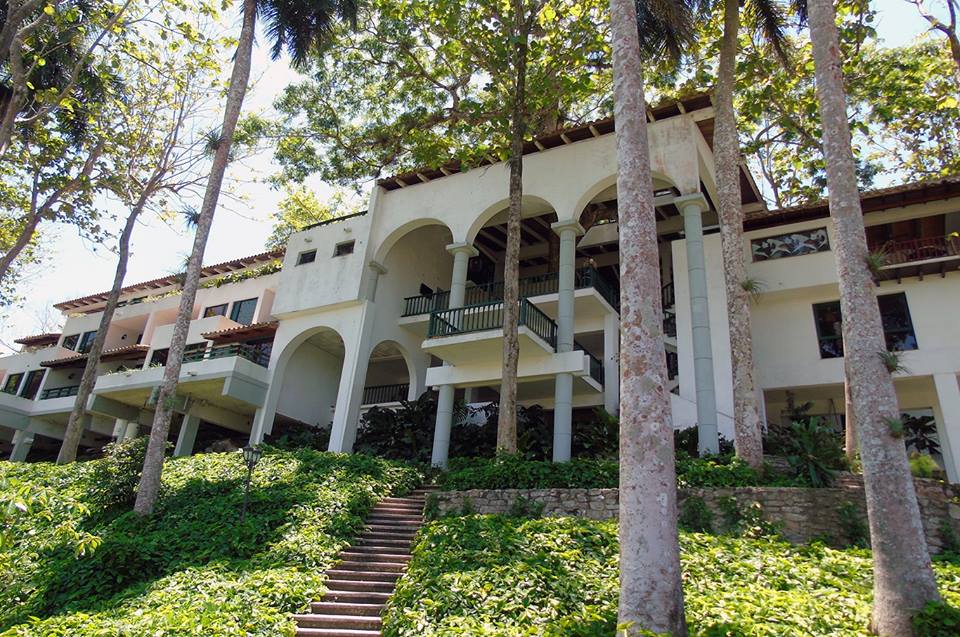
[
  {"left": 204, "top": 304, "right": 227, "bottom": 318},
  {"left": 812, "top": 301, "right": 843, "bottom": 359},
  {"left": 3, "top": 373, "right": 23, "bottom": 394},
  {"left": 62, "top": 334, "right": 79, "bottom": 350},
  {"left": 20, "top": 370, "right": 45, "bottom": 399},
  {"left": 229, "top": 298, "right": 257, "bottom": 325},
  {"left": 78, "top": 331, "right": 97, "bottom": 354}
]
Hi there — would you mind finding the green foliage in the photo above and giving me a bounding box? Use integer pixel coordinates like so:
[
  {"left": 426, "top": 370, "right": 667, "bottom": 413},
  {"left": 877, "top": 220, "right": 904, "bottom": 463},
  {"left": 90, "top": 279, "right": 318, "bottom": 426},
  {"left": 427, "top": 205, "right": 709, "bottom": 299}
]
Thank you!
[
  {"left": 877, "top": 350, "right": 907, "bottom": 374},
  {"left": 716, "top": 497, "right": 779, "bottom": 539},
  {"left": 675, "top": 453, "right": 768, "bottom": 488},
  {"left": 905, "top": 414, "right": 942, "bottom": 456},
  {"left": 264, "top": 186, "right": 357, "bottom": 250},
  {"left": 506, "top": 495, "right": 546, "bottom": 519},
  {"left": 865, "top": 251, "right": 889, "bottom": 278},
  {"left": 383, "top": 515, "right": 960, "bottom": 636},
  {"left": 265, "top": 420, "right": 331, "bottom": 452},
  {"left": 768, "top": 417, "right": 847, "bottom": 487},
  {"left": 912, "top": 601, "right": 960, "bottom": 637},
  {"left": 86, "top": 437, "right": 152, "bottom": 509},
  {"left": 886, "top": 416, "right": 906, "bottom": 439},
  {"left": 200, "top": 260, "right": 283, "bottom": 289},
  {"left": 837, "top": 501, "right": 869, "bottom": 548},
  {"left": 940, "top": 519, "right": 960, "bottom": 556},
  {"left": 0, "top": 449, "right": 420, "bottom": 635},
  {"left": 674, "top": 425, "right": 735, "bottom": 457},
  {"left": 355, "top": 393, "right": 440, "bottom": 463},
  {"left": 678, "top": 496, "right": 713, "bottom": 533},
  {"left": 910, "top": 452, "right": 944, "bottom": 480}
]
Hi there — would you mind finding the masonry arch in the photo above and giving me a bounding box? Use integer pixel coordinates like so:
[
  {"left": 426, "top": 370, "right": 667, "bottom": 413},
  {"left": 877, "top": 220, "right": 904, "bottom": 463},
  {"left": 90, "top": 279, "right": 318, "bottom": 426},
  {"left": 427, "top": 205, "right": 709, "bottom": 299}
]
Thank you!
[
  {"left": 464, "top": 195, "right": 558, "bottom": 246},
  {"left": 361, "top": 339, "right": 419, "bottom": 405},
  {"left": 571, "top": 170, "right": 679, "bottom": 222},
  {"left": 373, "top": 217, "right": 455, "bottom": 266},
  {"left": 270, "top": 326, "right": 347, "bottom": 430}
]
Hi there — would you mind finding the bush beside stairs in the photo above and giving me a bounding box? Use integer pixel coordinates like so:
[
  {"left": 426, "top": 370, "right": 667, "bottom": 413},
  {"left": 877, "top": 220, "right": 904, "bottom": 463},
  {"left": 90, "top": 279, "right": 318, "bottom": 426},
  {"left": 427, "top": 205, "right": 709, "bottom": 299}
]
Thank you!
[{"left": 293, "top": 486, "right": 436, "bottom": 636}]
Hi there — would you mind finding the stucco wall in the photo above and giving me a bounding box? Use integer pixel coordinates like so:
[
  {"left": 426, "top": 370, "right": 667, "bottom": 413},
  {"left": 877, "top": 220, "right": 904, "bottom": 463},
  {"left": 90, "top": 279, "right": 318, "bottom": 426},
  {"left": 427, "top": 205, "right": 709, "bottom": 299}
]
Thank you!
[
  {"left": 430, "top": 476, "right": 960, "bottom": 553},
  {"left": 274, "top": 339, "right": 343, "bottom": 427}
]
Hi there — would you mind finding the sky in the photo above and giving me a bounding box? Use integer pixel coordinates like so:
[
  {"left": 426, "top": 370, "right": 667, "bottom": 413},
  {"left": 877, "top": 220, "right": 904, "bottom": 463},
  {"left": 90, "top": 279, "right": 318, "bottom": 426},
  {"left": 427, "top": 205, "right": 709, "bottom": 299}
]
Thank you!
[{"left": 0, "top": 0, "right": 946, "bottom": 349}]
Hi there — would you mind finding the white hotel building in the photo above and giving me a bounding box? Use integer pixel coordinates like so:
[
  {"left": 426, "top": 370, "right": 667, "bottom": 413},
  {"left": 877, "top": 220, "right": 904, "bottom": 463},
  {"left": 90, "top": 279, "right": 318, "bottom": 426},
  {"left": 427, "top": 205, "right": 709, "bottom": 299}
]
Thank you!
[{"left": 2, "top": 94, "right": 959, "bottom": 478}]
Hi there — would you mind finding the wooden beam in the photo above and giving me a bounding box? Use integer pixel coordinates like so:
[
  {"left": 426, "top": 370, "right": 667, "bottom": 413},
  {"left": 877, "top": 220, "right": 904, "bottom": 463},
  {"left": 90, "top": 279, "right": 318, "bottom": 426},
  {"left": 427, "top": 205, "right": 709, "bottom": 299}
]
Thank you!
[
  {"left": 589, "top": 125, "right": 600, "bottom": 138},
  {"left": 560, "top": 133, "right": 572, "bottom": 145},
  {"left": 534, "top": 140, "right": 546, "bottom": 151}
]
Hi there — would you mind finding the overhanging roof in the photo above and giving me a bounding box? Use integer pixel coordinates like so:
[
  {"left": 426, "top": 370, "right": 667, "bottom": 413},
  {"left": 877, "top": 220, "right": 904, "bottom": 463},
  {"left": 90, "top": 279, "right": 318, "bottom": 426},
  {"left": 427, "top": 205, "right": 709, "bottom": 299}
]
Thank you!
[
  {"left": 14, "top": 333, "right": 61, "bottom": 346},
  {"left": 201, "top": 321, "right": 278, "bottom": 343},
  {"left": 745, "top": 175, "right": 960, "bottom": 231},
  {"left": 41, "top": 345, "right": 149, "bottom": 368},
  {"left": 55, "top": 250, "right": 284, "bottom": 313}
]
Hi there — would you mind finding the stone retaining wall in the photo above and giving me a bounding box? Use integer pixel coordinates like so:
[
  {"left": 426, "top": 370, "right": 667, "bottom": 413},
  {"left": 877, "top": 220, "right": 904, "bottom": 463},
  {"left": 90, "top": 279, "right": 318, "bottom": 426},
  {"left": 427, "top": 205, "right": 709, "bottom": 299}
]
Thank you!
[{"left": 430, "top": 475, "right": 960, "bottom": 553}]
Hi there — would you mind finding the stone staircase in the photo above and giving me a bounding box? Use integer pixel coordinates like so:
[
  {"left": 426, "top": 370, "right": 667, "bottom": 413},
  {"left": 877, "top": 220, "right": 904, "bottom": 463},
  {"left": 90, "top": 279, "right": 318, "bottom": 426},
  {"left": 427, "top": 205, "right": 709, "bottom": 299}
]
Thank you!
[{"left": 293, "top": 487, "right": 435, "bottom": 636}]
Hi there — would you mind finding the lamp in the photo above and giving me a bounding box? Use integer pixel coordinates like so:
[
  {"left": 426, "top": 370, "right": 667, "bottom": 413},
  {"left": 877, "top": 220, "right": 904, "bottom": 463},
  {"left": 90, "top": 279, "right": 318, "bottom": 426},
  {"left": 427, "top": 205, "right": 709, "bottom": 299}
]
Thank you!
[{"left": 239, "top": 445, "right": 262, "bottom": 522}]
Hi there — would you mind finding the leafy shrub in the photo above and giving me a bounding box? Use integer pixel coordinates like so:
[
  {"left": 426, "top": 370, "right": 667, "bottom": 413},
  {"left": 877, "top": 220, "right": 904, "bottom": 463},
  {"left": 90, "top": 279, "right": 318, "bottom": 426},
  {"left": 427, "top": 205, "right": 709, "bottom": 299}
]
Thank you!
[
  {"left": 86, "top": 437, "right": 152, "bottom": 508},
  {"left": 678, "top": 496, "right": 713, "bottom": 533},
  {"left": 838, "top": 500, "right": 869, "bottom": 548},
  {"left": 384, "top": 514, "right": 960, "bottom": 636},
  {"left": 265, "top": 420, "right": 331, "bottom": 451},
  {"left": 910, "top": 452, "right": 945, "bottom": 480},
  {"left": 905, "top": 414, "right": 942, "bottom": 456},
  {"left": 768, "top": 417, "right": 847, "bottom": 487},
  {"left": 675, "top": 453, "right": 765, "bottom": 488},
  {"left": 437, "top": 455, "right": 618, "bottom": 490},
  {"left": 355, "top": 393, "right": 439, "bottom": 463},
  {"left": 0, "top": 449, "right": 420, "bottom": 635},
  {"left": 913, "top": 601, "right": 960, "bottom": 637},
  {"left": 674, "top": 425, "right": 734, "bottom": 457}
]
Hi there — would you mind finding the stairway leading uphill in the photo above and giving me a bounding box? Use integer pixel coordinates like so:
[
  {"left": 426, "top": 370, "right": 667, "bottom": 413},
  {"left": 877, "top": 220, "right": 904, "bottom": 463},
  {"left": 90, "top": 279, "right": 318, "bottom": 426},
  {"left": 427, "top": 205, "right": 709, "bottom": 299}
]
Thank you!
[{"left": 294, "top": 486, "right": 435, "bottom": 636}]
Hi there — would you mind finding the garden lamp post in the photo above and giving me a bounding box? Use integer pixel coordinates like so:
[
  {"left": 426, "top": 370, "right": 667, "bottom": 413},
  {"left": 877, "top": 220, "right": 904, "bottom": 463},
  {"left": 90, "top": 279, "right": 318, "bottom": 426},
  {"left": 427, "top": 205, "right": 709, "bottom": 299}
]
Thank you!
[{"left": 239, "top": 445, "right": 262, "bottom": 522}]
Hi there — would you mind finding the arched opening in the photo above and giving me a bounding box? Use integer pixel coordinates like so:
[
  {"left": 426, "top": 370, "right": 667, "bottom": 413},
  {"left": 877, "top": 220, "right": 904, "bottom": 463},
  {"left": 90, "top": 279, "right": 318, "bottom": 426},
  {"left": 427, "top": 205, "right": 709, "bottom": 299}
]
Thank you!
[
  {"left": 379, "top": 222, "right": 455, "bottom": 319},
  {"left": 361, "top": 340, "right": 414, "bottom": 406},
  {"left": 272, "top": 327, "right": 346, "bottom": 433}
]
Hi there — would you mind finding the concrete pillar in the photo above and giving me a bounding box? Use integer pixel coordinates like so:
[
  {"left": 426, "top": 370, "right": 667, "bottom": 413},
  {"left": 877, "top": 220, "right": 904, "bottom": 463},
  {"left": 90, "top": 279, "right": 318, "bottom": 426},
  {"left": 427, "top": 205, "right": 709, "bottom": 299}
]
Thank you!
[
  {"left": 677, "top": 194, "right": 719, "bottom": 456},
  {"left": 603, "top": 312, "right": 620, "bottom": 415},
  {"left": 9, "top": 429, "right": 34, "bottom": 462},
  {"left": 112, "top": 419, "right": 127, "bottom": 441},
  {"left": 366, "top": 261, "right": 388, "bottom": 301},
  {"left": 933, "top": 374, "right": 960, "bottom": 483},
  {"left": 550, "top": 220, "right": 584, "bottom": 462},
  {"left": 431, "top": 242, "right": 478, "bottom": 467},
  {"left": 174, "top": 414, "right": 200, "bottom": 457},
  {"left": 123, "top": 420, "right": 140, "bottom": 440},
  {"left": 328, "top": 304, "right": 376, "bottom": 453},
  {"left": 463, "top": 387, "right": 476, "bottom": 404}
]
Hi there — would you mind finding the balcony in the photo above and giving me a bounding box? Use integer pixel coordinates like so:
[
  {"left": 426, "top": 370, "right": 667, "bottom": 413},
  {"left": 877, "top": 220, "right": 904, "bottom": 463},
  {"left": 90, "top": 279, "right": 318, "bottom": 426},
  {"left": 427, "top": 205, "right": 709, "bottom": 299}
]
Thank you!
[
  {"left": 182, "top": 343, "right": 269, "bottom": 368},
  {"left": 362, "top": 383, "right": 410, "bottom": 406},
  {"left": 40, "top": 385, "right": 80, "bottom": 400},
  {"left": 873, "top": 234, "right": 960, "bottom": 281}
]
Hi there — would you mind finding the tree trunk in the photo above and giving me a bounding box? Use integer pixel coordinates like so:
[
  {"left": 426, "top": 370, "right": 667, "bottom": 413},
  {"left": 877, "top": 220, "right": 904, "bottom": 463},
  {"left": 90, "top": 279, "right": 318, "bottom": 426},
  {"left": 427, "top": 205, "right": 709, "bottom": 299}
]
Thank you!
[
  {"left": 844, "top": 376, "right": 857, "bottom": 462},
  {"left": 714, "top": 0, "right": 763, "bottom": 468},
  {"left": 610, "top": 0, "right": 687, "bottom": 632},
  {"left": 808, "top": 0, "right": 941, "bottom": 632},
  {"left": 496, "top": 0, "right": 528, "bottom": 454},
  {"left": 133, "top": 0, "right": 257, "bottom": 516},
  {"left": 0, "top": 211, "right": 40, "bottom": 286},
  {"left": 57, "top": 192, "right": 147, "bottom": 463}
]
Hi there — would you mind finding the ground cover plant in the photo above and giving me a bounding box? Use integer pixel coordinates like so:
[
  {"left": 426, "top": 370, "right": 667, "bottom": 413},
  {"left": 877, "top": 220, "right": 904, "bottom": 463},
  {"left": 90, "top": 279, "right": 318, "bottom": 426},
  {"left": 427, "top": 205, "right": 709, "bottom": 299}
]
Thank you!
[
  {"left": 383, "top": 515, "right": 960, "bottom": 636},
  {"left": 0, "top": 446, "right": 420, "bottom": 636}
]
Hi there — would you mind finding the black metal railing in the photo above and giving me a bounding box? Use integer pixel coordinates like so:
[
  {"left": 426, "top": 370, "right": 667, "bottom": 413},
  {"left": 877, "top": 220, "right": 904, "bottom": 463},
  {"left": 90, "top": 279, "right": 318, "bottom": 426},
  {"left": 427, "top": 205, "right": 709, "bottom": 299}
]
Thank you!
[
  {"left": 362, "top": 383, "right": 409, "bottom": 405},
  {"left": 663, "top": 313, "right": 677, "bottom": 338},
  {"left": 662, "top": 281, "right": 675, "bottom": 309},
  {"left": 427, "top": 299, "right": 557, "bottom": 349},
  {"left": 403, "top": 266, "right": 618, "bottom": 316},
  {"left": 665, "top": 350, "right": 679, "bottom": 380},
  {"left": 572, "top": 340, "right": 604, "bottom": 385},
  {"left": 40, "top": 385, "right": 80, "bottom": 400},
  {"left": 182, "top": 343, "right": 270, "bottom": 368}
]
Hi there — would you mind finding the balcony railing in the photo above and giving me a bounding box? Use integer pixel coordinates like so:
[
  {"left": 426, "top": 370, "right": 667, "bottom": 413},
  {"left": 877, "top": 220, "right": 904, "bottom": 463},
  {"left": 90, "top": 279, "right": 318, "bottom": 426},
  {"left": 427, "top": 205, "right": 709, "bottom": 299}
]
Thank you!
[
  {"left": 403, "top": 267, "right": 618, "bottom": 316},
  {"left": 427, "top": 299, "right": 558, "bottom": 349},
  {"left": 362, "top": 383, "right": 409, "bottom": 405},
  {"left": 40, "top": 385, "right": 80, "bottom": 400},
  {"left": 665, "top": 350, "right": 679, "bottom": 380},
  {"left": 662, "top": 281, "right": 675, "bottom": 309},
  {"left": 182, "top": 343, "right": 270, "bottom": 368},
  {"left": 875, "top": 234, "right": 960, "bottom": 267}
]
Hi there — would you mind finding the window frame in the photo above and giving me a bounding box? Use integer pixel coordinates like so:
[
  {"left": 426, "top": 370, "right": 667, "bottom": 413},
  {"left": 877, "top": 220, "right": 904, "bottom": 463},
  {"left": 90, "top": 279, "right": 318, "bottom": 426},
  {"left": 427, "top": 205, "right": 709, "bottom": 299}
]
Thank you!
[
  {"left": 333, "top": 241, "right": 355, "bottom": 257},
  {"left": 150, "top": 349, "right": 169, "bottom": 366},
  {"left": 812, "top": 292, "right": 919, "bottom": 359},
  {"left": 229, "top": 297, "right": 258, "bottom": 325},
  {"left": 203, "top": 303, "right": 228, "bottom": 318},
  {"left": 62, "top": 334, "right": 79, "bottom": 350},
  {"left": 2, "top": 372, "right": 24, "bottom": 395},
  {"left": 77, "top": 330, "right": 97, "bottom": 354},
  {"left": 20, "top": 369, "right": 45, "bottom": 399},
  {"left": 297, "top": 249, "right": 317, "bottom": 265}
]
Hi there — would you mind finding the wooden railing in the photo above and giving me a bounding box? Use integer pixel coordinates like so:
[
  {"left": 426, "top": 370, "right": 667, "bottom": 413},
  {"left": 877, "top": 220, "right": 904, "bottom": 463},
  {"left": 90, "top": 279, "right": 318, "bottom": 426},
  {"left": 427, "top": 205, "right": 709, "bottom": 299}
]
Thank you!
[
  {"left": 875, "top": 234, "right": 960, "bottom": 266},
  {"left": 362, "top": 383, "right": 410, "bottom": 405},
  {"left": 427, "top": 299, "right": 558, "bottom": 349},
  {"left": 40, "top": 385, "right": 80, "bottom": 400},
  {"left": 403, "top": 267, "right": 618, "bottom": 316}
]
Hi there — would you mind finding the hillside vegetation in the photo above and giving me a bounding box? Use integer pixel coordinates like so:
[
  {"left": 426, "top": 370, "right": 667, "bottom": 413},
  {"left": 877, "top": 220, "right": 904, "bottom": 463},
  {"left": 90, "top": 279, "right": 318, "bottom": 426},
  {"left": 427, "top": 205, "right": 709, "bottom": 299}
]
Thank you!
[
  {"left": 384, "top": 515, "right": 960, "bottom": 636},
  {"left": 0, "top": 447, "right": 420, "bottom": 636}
]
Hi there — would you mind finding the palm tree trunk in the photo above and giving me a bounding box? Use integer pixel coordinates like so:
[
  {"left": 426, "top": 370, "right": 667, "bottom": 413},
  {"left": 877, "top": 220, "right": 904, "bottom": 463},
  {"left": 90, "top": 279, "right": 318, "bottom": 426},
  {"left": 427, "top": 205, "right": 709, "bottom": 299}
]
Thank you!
[
  {"left": 844, "top": 376, "right": 856, "bottom": 462},
  {"left": 610, "top": 0, "right": 686, "bottom": 632},
  {"left": 714, "top": 0, "right": 763, "bottom": 468},
  {"left": 133, "top": 0, "right": 257, "bottom": 516},
  {"left": 57, "top": 191, "right": 147, "bottom": 464},
  {"left": 496, "top": 0, "right": 528, "bottom": 454},
  {"left": 808, "top": 0, "right": 941, "bottom": 632}
]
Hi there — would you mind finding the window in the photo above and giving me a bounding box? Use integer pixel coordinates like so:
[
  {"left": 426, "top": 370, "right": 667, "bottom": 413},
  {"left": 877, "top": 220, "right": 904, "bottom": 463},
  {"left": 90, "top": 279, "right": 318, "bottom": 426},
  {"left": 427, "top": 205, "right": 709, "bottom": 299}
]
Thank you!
[
  {"left": 150, "top": 349, "right": 169, "bottom": 366},
  {"left": 813, "top": 293, "right": 918, "bottom": 359},
  {"left": 2, "top": 373, "right": 23, "bottom": 394},
  {"left": 77, "top": 331, "right": 97, "bottom": 354},
  {"left": 333, "top": 241, "right": 355, "bottom": 257},
  {"left": 62, "top": 334, "right": 79, "bottom": 350},
  {"left": 204, "top": 303, "right": 228, "bottom": 318},
  {"left": 297, "top": 249, "right": 317, "bottom": 265},
  {"left": 20, "top": 370, "right": 45, "bottom": 400},
  {"left": 229, "top": 298, "right": 258, "bottom": 325},
  {"left": 752, "top": 228, "right": 830, "bottom": 261}
]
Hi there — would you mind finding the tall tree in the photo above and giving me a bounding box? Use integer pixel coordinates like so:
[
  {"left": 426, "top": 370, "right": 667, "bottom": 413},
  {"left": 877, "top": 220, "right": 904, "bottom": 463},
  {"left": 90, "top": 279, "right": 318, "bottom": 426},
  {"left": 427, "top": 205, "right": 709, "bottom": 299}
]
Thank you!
[
  {"left": 56, "top": 23, "right": 223, "bottom": 464},
  {"left": 905, "top": 0, "right": 960, "bottom": 89},
  {"left": 712, "top": 0, "right": 793, "bottom": 468},
  {"left": 134, "top": 0, "right": 360, "bottom": 516},
  {"left": 807, "top": 0, "right": 942, "bottom": 632},
  {"left": 611, "top": 0, "right": 694, "bottom": 632}
]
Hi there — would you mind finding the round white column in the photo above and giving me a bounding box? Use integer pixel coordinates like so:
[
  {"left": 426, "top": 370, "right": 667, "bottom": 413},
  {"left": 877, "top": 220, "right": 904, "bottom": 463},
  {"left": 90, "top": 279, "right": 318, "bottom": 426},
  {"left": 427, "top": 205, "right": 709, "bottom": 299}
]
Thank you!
[{"left": 550, "top": 220, "right": 584, "bottom": 462}]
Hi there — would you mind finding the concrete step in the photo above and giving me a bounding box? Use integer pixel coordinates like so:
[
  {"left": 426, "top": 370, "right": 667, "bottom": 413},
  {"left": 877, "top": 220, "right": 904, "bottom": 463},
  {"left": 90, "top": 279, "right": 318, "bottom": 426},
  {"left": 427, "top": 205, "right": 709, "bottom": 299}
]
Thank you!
[
  {"left": 364, "top": 517, "right": 422, "bottom": 527},
  {"left": 294, "top": 613, "right": 382, "bottom": 630},
  {"left": 380, "top": 497, "right": 425, "bottom": 505},
  {"left": 337, "top": 560, "right": 406, "bottom": 572},
  {"left": 309, "top": 601, "right": 384, "bottom": 616},
  {"left": 354, "top": 536, "right": 412, "bottom": 548},
  {"left": 295, "top": 627, "right": 381, "bottom": 637},
  {"left": 321, "top": 590, "right": 392, "bottom": 604},
  {"left": 338, "top": 549, "right": 410, "bottom": 562},
  {"left": 365, "top": 524, "right": 420, "bottom": 535},
  {"left": 325, "top": 579, "right": 395, "bottom": 593},
  {"left": 326, "top": 569, "right": 401, "bottom": 583},
  {"left": 360, "top": 530, "right": 417, "bottom": 541}
]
